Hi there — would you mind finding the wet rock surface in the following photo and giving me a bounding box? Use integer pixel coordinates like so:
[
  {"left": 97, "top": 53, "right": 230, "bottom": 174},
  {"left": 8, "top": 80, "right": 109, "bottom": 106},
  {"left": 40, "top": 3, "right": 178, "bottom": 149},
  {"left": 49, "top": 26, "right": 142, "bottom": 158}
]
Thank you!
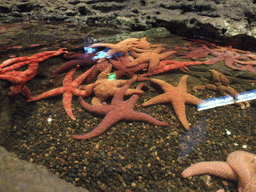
[{"left": 1, "top": 0, "right": 256, "bottom": 45}]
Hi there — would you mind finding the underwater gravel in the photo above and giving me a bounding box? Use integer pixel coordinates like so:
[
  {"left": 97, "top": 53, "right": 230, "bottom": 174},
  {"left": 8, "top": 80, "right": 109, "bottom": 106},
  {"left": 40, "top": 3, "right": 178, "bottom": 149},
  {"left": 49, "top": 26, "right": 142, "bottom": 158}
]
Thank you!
[{"left": 6, "top": 74, "right": 256, "bottom": 192}]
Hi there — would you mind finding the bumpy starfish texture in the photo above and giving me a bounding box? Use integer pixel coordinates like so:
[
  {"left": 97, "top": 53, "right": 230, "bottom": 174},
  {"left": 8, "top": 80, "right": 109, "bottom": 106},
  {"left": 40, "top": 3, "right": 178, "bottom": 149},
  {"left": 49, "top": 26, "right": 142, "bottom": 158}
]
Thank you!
[
  {"left": 80, "top": 64, "right": 144, "bottom": 105},
  {"left": 142, "top": 75, "right": 202, "bottom": 130},
  {"left": 182, "top": 150, "right": 256, "bottom": 192},
  {"left": 29, "top": 66, "right": 98, "bottom": 120},
  {"left": 52, "top": 51, "right": 98, "bottom": 77},
  {"left": 73, "top": 82, "right": 168, "bottom": 140},
  {"left": 193, "top": 69, "right": 250, "bottom": 109},
  {"left": 127, "top": 45, "right": 177, "bottom": 75}
]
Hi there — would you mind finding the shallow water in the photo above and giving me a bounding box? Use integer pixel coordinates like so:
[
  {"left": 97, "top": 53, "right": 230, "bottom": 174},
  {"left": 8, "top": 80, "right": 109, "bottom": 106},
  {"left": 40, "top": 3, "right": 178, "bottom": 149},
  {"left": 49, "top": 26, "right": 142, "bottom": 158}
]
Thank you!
[{"left": 1, "top": 21, "right": 256, "bottom": 192}]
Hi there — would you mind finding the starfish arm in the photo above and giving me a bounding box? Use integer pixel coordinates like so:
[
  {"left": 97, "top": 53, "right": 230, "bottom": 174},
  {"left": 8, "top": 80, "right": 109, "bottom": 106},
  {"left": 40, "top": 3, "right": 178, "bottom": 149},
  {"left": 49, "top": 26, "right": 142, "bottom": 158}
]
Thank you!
[
  {"left": 227, "top": 151, "right": 256, "bottom": 190},
  {"left": 177, "top": 75, "right": 189, "bottom": 91},
  {"left": 72, "top": 66, "right": 94, "bottom": 87},
  {"left": 182, "top": 161, "right": 239, "bottom": 181},
  {"left": 97, "top": 64, "right": 112, "bottom": 80},
  {"left": 111, "top": 82, "right": 131, "bottom": 105},
  {"left": 141, "top": 93, "right": 171, "bottom": 107},
  {"left": 126, "top": 111, "right": 169, "bottom": 126},
  {"left": 76, "top": 82, "right": 99, "bottom": 97},
  {"left": 126, "top": 83, "right": 145, "bottom": 106},
  {"left": 20, "top": 85, "right": 31, "bottom": 99},
  {"left": 62, "top": 65, "right": 80, "bottom": 86},
  {"left": 204, "top": 56, "right": 223, "bottom": 65},
  {"left": 147, "top": 57, "right": 160, "bottom": 74},
  {"left": 172, "top": 100, "right": 190, "bottom": 130},
  {"left": 63, "top": 92, "right": 75, "bottom": 120},
  {"left": 52, "top": 60, "right": 79, "bottom": 78},
  {"left": 159, "top": 51, "right": 177, "bottom": 60},
  {"left": 124, "top": 89, "right": 144, "bottom": 96},
  {"left": 28, "top": 87, "right": 64, "bottom": 102},
  {"left": 79, "top": 97, "right": 112, "bottom": 115},
  {"left": 185, "top": 94, "right": 202, "bottom": 105},
  {"left": 150, "top": 78, "right": 174, "bottom": 92},
  {"left": 0, "top": 74, "right": 24, "bottom": 84},
  {"left": 72, "top": 111, "right": 120, "bottom": 140}
]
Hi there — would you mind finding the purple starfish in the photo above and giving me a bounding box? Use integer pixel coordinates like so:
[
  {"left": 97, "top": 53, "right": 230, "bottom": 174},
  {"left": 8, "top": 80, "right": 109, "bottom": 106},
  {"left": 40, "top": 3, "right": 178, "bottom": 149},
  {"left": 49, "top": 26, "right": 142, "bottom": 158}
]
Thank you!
[
  {"left": 73, "top": 81, "right": 169, "bottom": 140},
  {"left": 109, "top": 56, "right": 148, "bottom": 81},
  {"left": 52, "top": 52, "right": 99, "bottom": 78}
]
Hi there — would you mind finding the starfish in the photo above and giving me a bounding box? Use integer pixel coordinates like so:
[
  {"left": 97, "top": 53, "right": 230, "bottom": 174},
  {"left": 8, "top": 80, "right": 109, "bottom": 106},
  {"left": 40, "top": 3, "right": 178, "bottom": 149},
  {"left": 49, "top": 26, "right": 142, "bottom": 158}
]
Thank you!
[
  {"left": 52, "top": 51, "right": 99, "bottom": 78},
  {"left": 72, "top": 81, "right": 169, "bottom": 140},
  {"left": 0, "top": 48, "right": 67, "bottom": 98},
  {"left": 193, "top": 69, "right": 250, "bottom": 109},
  {"left": 139, "top": 60, "right": 205, "bottom": 77},
  {"left": 131, "top": 37, "right": 157, "bottom": 52},
  {"left": 126, "top": 45, "right": 177, "bottom": 75},
  {"left": 79, "top": 64, "right": 144, "bottom": 105},
  {"left": 0, "top": 48, "right": 67, "bottom": 74},
  {"left": 141, "top": 75, "right": 202, "bottom": 130},
  {"left": 204, "top": 45, "right": 248, "bottom": 69},
  {"left": 84, "top": 60, "right": 110, "bottom": 83},
  {"left": 109, "top": 56, "right": 148, "bottom": 81},
  {"left": 28, "top": 66, "right": 98, "bottom": 120},
  {"left": 182, "top": 150, "right": 256, "bottom": 192},
  {"left": 89, "top": 38, "right": 139, "bottom": 62}
]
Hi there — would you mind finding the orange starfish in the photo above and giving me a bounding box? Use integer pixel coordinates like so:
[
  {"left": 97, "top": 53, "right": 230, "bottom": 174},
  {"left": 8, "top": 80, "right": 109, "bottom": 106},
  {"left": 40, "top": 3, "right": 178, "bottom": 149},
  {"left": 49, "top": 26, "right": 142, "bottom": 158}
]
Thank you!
[
  {"left": 89, "top": 38, "right": 139, "bottom": 62},
  {"left": 28, "top": 66, "right": 98, "bottom": 120},
  {"left": 142, "top": 75, "right": 202, "bottom": 130},
  {"left": 80, "top": 64, "right": 144, "bottom": 105},
  {"left": 127, "top": 45, "right": 177, "bottom": 75},
  {"left": 182, "top": 151, "right": 256, "bottom": 192}
]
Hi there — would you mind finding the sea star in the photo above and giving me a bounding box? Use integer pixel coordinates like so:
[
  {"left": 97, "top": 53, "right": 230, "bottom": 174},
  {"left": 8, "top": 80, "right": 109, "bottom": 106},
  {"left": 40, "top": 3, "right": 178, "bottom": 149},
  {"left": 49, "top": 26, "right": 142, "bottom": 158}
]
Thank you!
[
  {"left": 89, "top": 38, "right": 139, "bottom": 62},
  {"left": 204, "top": 45, "right": 248, "bottom": 69},
  {"left": 182, "top": 150, "right": 256, "bottom": 192},
  {"left": 139, "top": 60, "right": 205, "bottom": 77},
  {"left": 141, "top": 75, "right": 202, "bottom": 130},
  {"left": 0, "top": 48, "right": 67, "bottom": 98},
  {"left": 29, "top": 66, "right": 98, "bottom": 120},
  {"left": 193, "top": 69, "right": 250, "bottom": 109},
  {"left": 72, "top": 81, "right": 169, "bottom": 140},
  {"left": 79, "top": 64, "right": 144, "bottom": 105},
  {"left": 131, "top": 37, "right": 157, "bottom": 52},
  {"left": 0, "top": 48, "right": 67, "bottom": 74},
  {"left": 109, "top": 56, "right": 148, "bottom": 81},
  {"left": 52, "top": 51, "right": 98, "bottom": 78},
  {"left": 127, "top": 45, "right": 177, "bottom": 75}
]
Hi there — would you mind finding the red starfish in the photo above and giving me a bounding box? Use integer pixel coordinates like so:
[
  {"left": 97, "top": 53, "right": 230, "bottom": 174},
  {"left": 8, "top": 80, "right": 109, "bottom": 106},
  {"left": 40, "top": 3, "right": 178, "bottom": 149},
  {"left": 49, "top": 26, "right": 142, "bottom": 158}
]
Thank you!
[
  {"left": 0, "top": 48, "right": 67, "bottom": 73},
  {"left": 52, "top": 51, "right": 99, "bottom": 78},
  {"left": 29, "top": 66, "right": 98, "bottom": 120},
  {"left": 140, "top": 60, "right": 204, "bottom": 77},
  {"left": 72, "top": 81, "right": 168, "bottom": 140},
  {"left": 182, "top": 150, "right": 256, "bottom": 192},
  {"left": 109, "top": 56, "right": 148, "bottom": 81},
  {"left": 142, "top": 76, "right": 202, "bottom": 130},
  {"left": 84, "top": 60, "right": 110, "bottom": 83},
  {"left": 0, "top": 48, "right": 67, "bottom": 98}
]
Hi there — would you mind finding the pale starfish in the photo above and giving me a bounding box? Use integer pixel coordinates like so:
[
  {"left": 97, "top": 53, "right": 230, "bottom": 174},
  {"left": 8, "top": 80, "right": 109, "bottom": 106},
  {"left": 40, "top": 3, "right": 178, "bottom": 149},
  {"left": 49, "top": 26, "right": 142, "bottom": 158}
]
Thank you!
[
  {"left": 182, "top": 150, "right": 256, "bottom": 192},
  {"left": 142, "top": 75, "right": 202, "bottom": 130},
  {"left": 132, "top": 37, "right": 157, "bottom": 52},
  {"left": 193, "top": 69, "right": 250, "bottom": 109},
  {"left": 79, "top": 64, "right": 144, "bottom": 105},
  {"left": 127, "top": 45, "right": 177, "bottom": 75},
  {"left": 28, "top": 66, "right": 98, "bottom": 120},
  {"left": 73, "top": 81, "right": 168, "bottom": 140},
  {"left": 89, "top": 38, "right": 139, "bottom": 62}
]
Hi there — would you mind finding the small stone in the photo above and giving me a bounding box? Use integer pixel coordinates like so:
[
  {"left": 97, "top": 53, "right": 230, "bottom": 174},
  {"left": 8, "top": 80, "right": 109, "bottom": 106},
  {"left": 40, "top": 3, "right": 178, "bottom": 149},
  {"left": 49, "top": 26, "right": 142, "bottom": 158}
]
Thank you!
[{"left": 131, "top": 182, "right": 136, "bottom": 187}]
